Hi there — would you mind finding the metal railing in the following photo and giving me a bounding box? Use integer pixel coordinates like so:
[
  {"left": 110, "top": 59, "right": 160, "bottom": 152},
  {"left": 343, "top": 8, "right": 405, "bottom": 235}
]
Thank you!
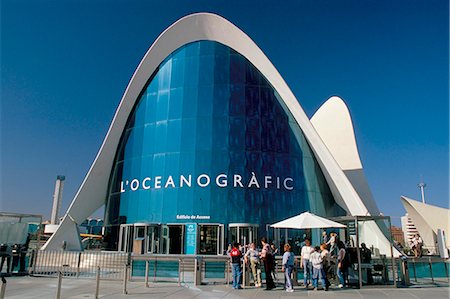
[
  {"left": 130, "top": 254, "right": 231, "bottom": 285},
  {"left": 395, "top": 256, "right": 449, "bottom": 286},
  {"left": 32, "top": 250, "right": 128, "bottom": 280},
  {"left": 31, "top": 250, "right": 450, "bottom": 288}
]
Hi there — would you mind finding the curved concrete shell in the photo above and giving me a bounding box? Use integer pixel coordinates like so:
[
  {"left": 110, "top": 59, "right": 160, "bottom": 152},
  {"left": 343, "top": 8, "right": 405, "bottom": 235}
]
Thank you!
[
  {"left": 43, "top": 13, "right": 374, "bottom": 250},
  {"left": 311, "top": 96, "right": 380, "bottom": 216}
]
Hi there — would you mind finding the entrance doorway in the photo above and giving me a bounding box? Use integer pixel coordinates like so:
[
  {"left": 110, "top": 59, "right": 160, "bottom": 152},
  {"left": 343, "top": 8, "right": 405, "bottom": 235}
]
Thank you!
[
  {"left": 118, "top": 223, "right": 161, "bottom": 254},
  {"left": 198, "top": 224, "right": 224, "bottom": 255},
  {"left": 168, "top": 225, "right": 183, "bottom": 254},
  {"left": 229, "top": 224, "right": 259, "bottom": 247}
]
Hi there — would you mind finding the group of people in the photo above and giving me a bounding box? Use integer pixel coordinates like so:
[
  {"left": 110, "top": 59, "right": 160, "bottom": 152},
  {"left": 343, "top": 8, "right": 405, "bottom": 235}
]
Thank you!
[
  {"left": 228, "top": 233, "right": 353, "bottom": 292},
  {"left": 228, "top": 237, "right": 276, "bottom": 290}
]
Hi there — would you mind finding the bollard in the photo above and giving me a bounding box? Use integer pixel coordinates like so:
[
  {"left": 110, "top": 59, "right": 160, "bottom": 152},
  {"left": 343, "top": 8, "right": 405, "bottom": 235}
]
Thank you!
[
  {"left": 95, "top": 266, "right": 100, "bottom": 299},
  {"left": 145, "top": 261, "right": 149, "bottom": 288},
  {"left": 55, "top": 271, "right": 63, "bottom": 299},
  {"left": 123, "top": 264, "right": 128, "bottom": 295},
  {"left": 0, "top": 277, "right": 6, "bottom": 299}
]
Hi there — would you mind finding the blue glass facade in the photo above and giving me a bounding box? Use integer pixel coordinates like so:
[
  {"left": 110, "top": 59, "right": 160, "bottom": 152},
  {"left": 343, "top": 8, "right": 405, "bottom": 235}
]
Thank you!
[{"left": 104, "top": 41, "right": 344, "bottom": 251}]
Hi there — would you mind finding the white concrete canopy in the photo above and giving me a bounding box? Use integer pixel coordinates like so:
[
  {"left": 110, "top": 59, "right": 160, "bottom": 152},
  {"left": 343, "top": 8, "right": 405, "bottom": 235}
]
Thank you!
[
  {"left": 43, "top": 13, "right": 376, "bottom": 251},
  {"left": 311, "top": 96, "right": 380, "bottom": 216},
  {"left": 401, "top": 196, "right": 450, "bottom": 251}
]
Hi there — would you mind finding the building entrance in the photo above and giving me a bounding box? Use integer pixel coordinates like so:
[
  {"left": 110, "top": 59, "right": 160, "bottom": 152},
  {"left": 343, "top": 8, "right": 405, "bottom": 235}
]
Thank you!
[
  {"left": 167, "top": 225, "right": 183, "bottom": 254},
  {"left": 198, "top": 224, "right": 224, "bottom": 255},
  {"left": 118, "top": 223, "right": 161, "bottom": 254},
  {"left": 229, "top": 224, "right": 259, "bottom": 247}
]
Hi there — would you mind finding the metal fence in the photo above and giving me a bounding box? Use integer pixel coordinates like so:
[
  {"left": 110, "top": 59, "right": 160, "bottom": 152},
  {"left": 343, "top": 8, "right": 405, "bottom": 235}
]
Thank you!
[
  {"left": 30, "top": 250, "right": 450, "bottom": 288},
  {"left": 32, "top": 250, "right": 128, "bottom": 280}
]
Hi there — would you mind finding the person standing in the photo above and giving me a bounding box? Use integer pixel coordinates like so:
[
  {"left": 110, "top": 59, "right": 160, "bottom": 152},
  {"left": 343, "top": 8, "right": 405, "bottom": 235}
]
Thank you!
[
  {"left": 229, "top": 242, "right": 243, "bottom": 289},
  {"left": 310, "top": 246, "right": 328, "bottom": 291},
  {"left": 300, "top": 239, "right": 313, "bottom": 288},
  {"left": 327, "top": 233, "right": 337, "bottom": 255},
  {"left": 412, "top": 234, "right": 423, "bottom": 257},
  {"left": 322, "top": 231, "right": 328, "bottom": 244},
  {"left": 244, "top": 243, "right": 262, "bottom": 287},
  {"left": 260, "top": 238, "right": 276, "bottom": 290},
  {"left": 282, "top": 243, "right": 295, "bottom": 292},
  {"left": 337, "top": 241, "right": 349, "bottom": 288},
  {"left": 320, "top": 243, "right": 331, "bottom": 289}
]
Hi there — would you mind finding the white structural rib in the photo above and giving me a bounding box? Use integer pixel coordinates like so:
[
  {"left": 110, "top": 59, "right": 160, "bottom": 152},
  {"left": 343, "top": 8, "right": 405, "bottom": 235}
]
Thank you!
[
  {"left": 43, "top": 13, "right": 371, "bottom": 250},
  {"left": 311, "top": 96, "right": 380, "bottom": 216}
]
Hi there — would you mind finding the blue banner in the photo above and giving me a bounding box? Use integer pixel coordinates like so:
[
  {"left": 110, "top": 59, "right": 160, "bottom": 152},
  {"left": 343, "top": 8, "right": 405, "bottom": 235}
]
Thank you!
[{"left": 185, "top": 223, "right": 197, "bottom": 254}]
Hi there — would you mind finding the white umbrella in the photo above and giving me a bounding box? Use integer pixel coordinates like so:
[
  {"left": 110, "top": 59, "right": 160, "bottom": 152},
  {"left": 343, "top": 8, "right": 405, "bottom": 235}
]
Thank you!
[{"left": 270, "top": 211, "right": 346, "bottom": 229}]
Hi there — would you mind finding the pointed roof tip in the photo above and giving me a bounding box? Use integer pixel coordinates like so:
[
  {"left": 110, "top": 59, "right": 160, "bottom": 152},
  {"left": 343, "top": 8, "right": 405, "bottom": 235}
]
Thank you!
[{"left": 311, "top": 95, "right": 350, "bottom": 120}]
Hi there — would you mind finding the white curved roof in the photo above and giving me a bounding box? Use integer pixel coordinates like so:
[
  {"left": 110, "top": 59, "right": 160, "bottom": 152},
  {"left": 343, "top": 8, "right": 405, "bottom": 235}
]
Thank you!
[
  {"left": 311, "top": 96, "right": 362, "bottom": 170},
  {"left": 43, "top": 12, "right": 374, "bottom": 250}
]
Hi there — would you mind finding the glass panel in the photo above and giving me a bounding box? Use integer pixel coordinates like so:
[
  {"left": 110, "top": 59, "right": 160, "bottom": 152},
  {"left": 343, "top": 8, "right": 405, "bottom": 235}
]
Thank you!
[
  {"left": 104, "top": 41, "right": 346, "bottom": 251},
  {"left": 199, "top": 225, "right": 219, "bottom": 255}
]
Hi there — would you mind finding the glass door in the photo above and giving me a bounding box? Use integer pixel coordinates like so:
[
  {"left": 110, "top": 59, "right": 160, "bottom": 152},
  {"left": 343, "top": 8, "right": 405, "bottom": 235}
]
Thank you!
[
  {"left": 228, "top": 224, "right": 259, "bottom": 248},
  {"left": 161, "top": 225, "right": 169, "bottom": 254},
  {"left": 133, "top": 225, "right": 146, "bottom": 254},
  {"left": 146, "top": 225, "right": 160, "bottom": 254},
  {"left": 168, "top": 225, "right": 184, "bottom": 254},
  {"left": 198, "top": 224, "right": 224, "bottom": 255},
  {"left": 118, "top": 224, "right": 134, "bottom": 253}
]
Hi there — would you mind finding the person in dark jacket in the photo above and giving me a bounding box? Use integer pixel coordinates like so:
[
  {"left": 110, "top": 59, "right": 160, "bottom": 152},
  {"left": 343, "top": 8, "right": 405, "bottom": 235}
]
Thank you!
[
  {"left": 260, "top": 238, "right": 276, "bottom": 290},
  {"left": 229, "top": 242, "right": 243, "bottom": 289}
]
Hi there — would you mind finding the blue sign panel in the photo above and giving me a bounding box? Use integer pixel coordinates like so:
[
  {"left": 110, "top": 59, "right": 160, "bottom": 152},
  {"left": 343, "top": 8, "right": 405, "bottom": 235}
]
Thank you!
[{"left": 185, "top": 223, "right": 197, "bottom": 255}]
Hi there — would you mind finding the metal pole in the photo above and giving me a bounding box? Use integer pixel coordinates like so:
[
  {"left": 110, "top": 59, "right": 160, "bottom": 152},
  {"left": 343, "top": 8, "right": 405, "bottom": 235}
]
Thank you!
[
  {"left": 0, "top": 277, "right": 6, "bottom": 299},
  {"left": 153, "top": 260, "right": 157, "bottom": 283},
  {"left": 242, "top": 259, "right": 246, "bottom": 288},
  {"left": 412, "top": 259, "right": 417, "bottom": 282},
  {"left": 444, "top": 261, "right": 449, "bottom": 282},
  {"left": 355, "top": 217, "right": 362, "bottom": 289},
  {"left": 226, "top": 260, "right": 230, "bottom": 286},
  {"left": 95, "top": 266, "right": 100, "bottom": 299},
  {"left": 428, "top": 257, "right": 434, "bottom": 283},
  {"left": 177, "top": 259, "right": 181, "bottom": 287},
  {"left": 123, "top": 264, "right": 128, "bottom": 295},
  {"left": 145, "top": 260, "right": 149, "bottom": 288},
  {"left": 55, "top": 271, "right": 62, "bottom": 299}
]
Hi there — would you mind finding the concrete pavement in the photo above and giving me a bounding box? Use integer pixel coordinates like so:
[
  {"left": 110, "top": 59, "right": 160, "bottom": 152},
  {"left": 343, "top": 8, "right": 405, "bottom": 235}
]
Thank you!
[{"left": 3, "top": 276, "right": 450, "bottom": 299}]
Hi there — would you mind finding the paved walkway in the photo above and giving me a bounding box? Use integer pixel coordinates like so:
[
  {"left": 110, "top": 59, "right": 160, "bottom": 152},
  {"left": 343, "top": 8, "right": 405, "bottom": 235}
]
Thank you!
[{"left": 3, "top": 276, "right": 450, "bottom": 299}]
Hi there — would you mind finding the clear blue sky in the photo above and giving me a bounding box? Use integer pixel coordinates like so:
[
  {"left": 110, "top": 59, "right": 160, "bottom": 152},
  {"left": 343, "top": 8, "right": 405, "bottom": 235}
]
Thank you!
[{"left": 1, "top": 0, "right": 448, "bottom": 226}]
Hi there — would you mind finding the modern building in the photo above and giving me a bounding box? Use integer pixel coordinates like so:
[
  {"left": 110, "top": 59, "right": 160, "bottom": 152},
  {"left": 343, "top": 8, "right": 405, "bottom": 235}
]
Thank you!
[
  {"left": 43, "top": 13, "right": 390, "bottom": 255},
  {"left": 390, "top": 226, "right": 405, "bottom": 247},
  {"left": 400, "top": 213, "right": 419, "bottom": 248},
  {"left": 401, "top": 196, "right": 450, "bottom": 255}
]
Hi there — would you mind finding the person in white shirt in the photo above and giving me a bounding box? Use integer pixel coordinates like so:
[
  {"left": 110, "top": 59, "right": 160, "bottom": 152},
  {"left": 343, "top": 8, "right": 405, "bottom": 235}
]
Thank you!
[
  {"left": 244, "top": 243, "right": 262, "bottom": 287},
  {"left": 412, "top": 234, "right": 423, "bottom": 257},
  {"left": 310, "top": 246, "right": 328, "bottom": 291},
  {"left": 300, "top": 239, "right": 313, "bottom": 288}
]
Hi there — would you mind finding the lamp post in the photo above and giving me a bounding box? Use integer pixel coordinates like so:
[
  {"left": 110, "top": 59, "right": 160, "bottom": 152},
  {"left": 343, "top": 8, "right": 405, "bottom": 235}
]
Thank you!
[{"left": 417, "top": 181, "right": 426, "bottom": 204}]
